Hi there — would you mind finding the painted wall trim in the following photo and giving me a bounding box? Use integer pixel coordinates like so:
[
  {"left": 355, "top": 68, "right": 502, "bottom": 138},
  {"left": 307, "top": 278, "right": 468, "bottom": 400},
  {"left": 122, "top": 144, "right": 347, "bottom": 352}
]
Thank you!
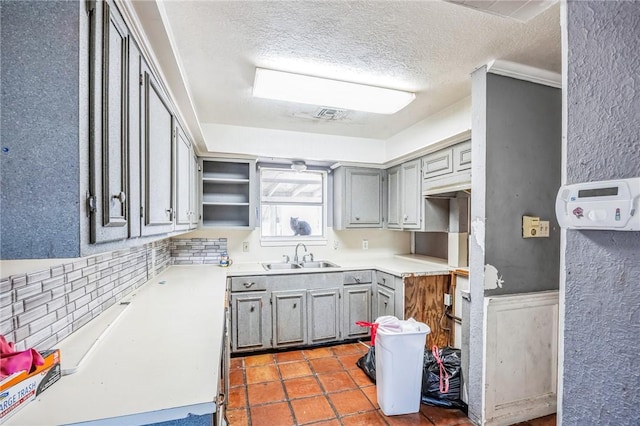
[{"left": 487, "top": 60, "right": 562, "bottom": 89}]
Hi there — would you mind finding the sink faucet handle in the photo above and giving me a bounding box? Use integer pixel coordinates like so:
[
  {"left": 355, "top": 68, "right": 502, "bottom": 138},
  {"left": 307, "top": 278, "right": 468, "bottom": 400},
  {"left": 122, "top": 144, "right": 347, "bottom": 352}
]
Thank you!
[
  {"left": 283, "top": 254, "right": 290, "bottom": 263},
  {"left": 303, "top": 252, "right": 314, "bottom": 263}
]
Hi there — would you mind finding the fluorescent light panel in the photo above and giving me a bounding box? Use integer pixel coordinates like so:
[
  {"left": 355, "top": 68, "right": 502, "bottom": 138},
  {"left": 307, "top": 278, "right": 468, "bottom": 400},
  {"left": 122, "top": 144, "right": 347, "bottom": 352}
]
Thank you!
[{"left": 252, "top": 68, "right": 415, "bottom": 114}]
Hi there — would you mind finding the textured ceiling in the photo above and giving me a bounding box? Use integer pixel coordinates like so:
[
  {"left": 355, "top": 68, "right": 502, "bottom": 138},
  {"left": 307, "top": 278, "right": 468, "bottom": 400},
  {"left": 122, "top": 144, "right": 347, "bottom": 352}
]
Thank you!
[{"left": 136, "top": 0, "right": 561, "bottom": 141}]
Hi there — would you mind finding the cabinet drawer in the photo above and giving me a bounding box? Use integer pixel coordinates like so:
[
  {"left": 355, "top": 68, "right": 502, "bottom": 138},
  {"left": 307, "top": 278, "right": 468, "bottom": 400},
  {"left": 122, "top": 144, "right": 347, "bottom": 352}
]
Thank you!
[
  {"left": 376, "top": 271, "right": 396, "bottom": 290},
  {"left": 422, "top": 148, "right": 454, "bottom": 179},
  {"left": 230, "top": 276, "right": 268, "bottom": 292},
  {"left": 343, "top": 270, "right": 373, "bottom": 285}
]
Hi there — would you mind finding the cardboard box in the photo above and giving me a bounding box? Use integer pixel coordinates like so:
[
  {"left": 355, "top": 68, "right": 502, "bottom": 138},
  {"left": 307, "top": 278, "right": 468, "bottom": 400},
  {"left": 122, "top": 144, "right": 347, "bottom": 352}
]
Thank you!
[{"left": 0, "top": 349, "right": 61, "bottom": 423}]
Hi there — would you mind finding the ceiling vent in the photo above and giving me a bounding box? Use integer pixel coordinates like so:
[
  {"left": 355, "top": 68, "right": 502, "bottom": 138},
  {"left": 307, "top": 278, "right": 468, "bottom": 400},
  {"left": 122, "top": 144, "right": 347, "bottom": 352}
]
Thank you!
[
  {"left": 313, "top": 108, "right": 348, "bottom": 121},
  {"left": 445, "top": 0, "right": 557, "bottom": 23}
]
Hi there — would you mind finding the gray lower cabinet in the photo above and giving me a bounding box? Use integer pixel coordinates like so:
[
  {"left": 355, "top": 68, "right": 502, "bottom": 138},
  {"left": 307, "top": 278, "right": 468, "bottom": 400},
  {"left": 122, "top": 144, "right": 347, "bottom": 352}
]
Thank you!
[
  {"left": 342, "top": 269, "right": 373, "bottom": 339},
  {"left": 308, "top": 288, "right": 341, "bottom": 344},
  {"left": 374, "top": 271, "right": 404, "bottom": 320},
  {"left": 272, "top": 290, "right": 307, "bottom": 347},
  {"left": 376, "top": 286, "right": 395, "bottom": 318},
  {"left": 230, "top": 276, "right": 271, "bottom": 353},
  {"left": 342, "top": 284, "right": 372, "bottom": 339},
  {"left": 230, "top": 271, "right": 377, "bottom": 354},
  {"left": 231, "top": 291, "right": 271, "bottom": 352}
]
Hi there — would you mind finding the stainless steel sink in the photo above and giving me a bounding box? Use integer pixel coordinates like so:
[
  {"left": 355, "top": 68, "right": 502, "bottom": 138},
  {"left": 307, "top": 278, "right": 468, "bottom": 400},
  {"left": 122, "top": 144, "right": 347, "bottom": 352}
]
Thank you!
[
  {"left": 299, "top": 261, "right": 340, "bottom": 269},
  {"left": 262, "top": 262, "right": 302, "bottom": 271}
]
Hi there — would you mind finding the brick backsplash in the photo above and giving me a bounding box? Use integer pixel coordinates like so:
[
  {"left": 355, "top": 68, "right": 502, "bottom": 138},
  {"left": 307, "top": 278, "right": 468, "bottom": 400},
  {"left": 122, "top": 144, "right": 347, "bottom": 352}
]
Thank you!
[
  {"left": 0, "top": 237, "right": 226, "bottom": 352},
  {"left": 170, "top": 237, "right": 227, "bottom": 265}
]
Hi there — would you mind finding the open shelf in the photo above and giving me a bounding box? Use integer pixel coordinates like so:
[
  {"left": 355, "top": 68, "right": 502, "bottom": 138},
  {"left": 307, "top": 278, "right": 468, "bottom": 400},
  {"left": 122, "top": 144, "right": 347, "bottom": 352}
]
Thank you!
[{"left": 201, "top": 159, "right": 254, "bottom": 228}]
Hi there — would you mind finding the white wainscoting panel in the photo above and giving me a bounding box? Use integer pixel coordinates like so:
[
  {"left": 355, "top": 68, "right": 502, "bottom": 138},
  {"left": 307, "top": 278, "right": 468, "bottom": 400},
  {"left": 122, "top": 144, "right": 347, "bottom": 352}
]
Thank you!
[{"left": 484, "top": 290, "right": 558, "bottom": 425}]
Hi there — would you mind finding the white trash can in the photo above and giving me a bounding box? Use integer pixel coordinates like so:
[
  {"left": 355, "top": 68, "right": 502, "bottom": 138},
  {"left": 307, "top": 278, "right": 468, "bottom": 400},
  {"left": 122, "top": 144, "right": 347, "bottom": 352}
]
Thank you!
[{"left": 375, "top": 317, "right": 430, "bottom": 416}]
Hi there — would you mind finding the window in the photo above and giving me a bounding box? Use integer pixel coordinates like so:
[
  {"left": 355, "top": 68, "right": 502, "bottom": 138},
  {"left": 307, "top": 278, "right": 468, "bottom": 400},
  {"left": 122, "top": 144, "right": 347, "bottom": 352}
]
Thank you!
[{"left": 260, "top": 167, "right": 327, "bottom": 242}]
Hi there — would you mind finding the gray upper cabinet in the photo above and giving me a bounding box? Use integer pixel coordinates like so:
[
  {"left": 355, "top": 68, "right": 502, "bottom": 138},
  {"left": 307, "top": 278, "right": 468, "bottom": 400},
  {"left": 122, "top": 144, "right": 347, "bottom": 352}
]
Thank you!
[
  {"left": 0, "top": 1, "right": 193, "bottom": 259},
  {"left": 401, "top": 160, "right": 422, "bottom": 229},
  {"left": 386, "top": 166, "right": 401, "bottom": 229},
  {"left": 89, "top": 2, "right": 129, "bottom": 244},
  {"left": 334, "top": 167, "right": 384, "bottom": 229},
  {"left": 387, "top": 159, "right": 422, "bottom": 230},
  {"left": 453, "top": 140, "right": 472, "bottom": 172},
  {"left": 140, "top": 62, "right": 174, "bottom": 236},
  {"left": 423, "top": 148, "right": 454, "bottom": 179},
  {"left": 174, "top": 123, "right": 197, "bottom": 231},
  {"left": 422, "top": 140, "right": 472, "bottom": 196}
]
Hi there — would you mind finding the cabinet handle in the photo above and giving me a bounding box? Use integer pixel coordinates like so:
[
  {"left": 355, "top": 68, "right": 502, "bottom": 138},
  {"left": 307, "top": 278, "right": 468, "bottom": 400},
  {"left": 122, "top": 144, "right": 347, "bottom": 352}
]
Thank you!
[
  {"left": 382, "top": 277, "right": 386, "bottom": 284},
  {"left": 243, "top": 282, "right": 255, "bottom": 288},
  {"left": 355, "top": 277, "right": 361, "bottom": 283},
  {"left": 384, "top": 301, "right": 388, "bottom": 307},
  {"left": 293, "top": 303, "right": 297, "bottom": 309},
  {"left": 355, "top": 216, "right": 360, "bottom": 221},
  {"left": 112, "top": 191, "right": 126, "bottom": 203},
  {"left": 250, "top": 305, "right": 255, "bottom": 312}
]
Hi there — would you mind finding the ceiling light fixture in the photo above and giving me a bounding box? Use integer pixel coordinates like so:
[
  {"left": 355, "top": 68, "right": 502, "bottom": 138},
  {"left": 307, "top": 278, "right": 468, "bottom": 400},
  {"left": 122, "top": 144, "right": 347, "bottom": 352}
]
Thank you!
[
  {"left": 252, "top": 68, "right": 415, "bottom": 115},
  {"left": 291, "top": 160, "right": 307, "bottom": 172}
]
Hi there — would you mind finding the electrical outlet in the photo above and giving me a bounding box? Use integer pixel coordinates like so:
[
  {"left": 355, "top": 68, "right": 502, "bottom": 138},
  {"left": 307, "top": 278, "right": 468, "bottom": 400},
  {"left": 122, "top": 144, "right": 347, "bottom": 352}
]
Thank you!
[
  {"left": 333, "top": 240, "right": 340, "bottom": 250},
  {"left": 444, "top": 293, "right": 452, "bottom": 306},
  {"left": 362, "top": 239, "right": 369, "bottom": 250},
  {"left": 242, "top": 241, "right": 249, "bottom": 252}
]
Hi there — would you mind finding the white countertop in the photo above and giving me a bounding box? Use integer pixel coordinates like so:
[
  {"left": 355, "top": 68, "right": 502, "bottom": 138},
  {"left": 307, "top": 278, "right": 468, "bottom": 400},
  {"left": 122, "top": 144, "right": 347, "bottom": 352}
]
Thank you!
[
  {"left": 227, "top": 254, "right": 454, "bottom": 277},
  {"left": 7, "top": 266, "right": 227, "bottom": 426},
  {"left": 6, "top": 255, "right": 465, "bottom": 425}
]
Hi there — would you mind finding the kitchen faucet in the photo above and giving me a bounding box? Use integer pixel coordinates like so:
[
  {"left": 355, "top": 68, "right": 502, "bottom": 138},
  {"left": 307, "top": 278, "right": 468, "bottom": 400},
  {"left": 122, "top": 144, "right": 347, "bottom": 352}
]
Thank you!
[{"left": 293, "top": 243, "right": 307, "bottom": 263}]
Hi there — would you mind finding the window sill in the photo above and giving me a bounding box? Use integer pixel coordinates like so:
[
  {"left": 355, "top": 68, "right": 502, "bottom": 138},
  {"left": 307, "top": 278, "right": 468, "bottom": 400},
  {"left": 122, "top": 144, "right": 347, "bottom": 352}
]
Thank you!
[{"left": 260, "top": 237, "right": 328, "bottom": 247}]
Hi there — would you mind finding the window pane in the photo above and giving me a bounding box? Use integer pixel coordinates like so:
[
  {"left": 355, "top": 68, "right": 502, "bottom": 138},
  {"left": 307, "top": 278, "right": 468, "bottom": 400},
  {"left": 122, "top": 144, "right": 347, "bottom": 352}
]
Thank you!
[
  {"left": 261, "top": 170, "right": 323, "bottom": 204},
  {"left": 261, "top": 205, "right": 323, "bottom": 237}
]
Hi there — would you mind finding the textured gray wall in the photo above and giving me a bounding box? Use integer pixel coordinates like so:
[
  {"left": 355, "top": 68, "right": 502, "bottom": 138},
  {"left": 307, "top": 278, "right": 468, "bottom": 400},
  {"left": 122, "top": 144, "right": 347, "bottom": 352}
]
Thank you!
[
  {"left": 467, "top": 67, "right": 561, "bottom": 423},
  {"left": 0, "top": 1, "right": 81, "bottom": 258},
  {"left": 484, "top": 73, "right": 561, "bottom": 296},
  {"left": 563, "top": 1, "right": 640, "bottom": 424}
]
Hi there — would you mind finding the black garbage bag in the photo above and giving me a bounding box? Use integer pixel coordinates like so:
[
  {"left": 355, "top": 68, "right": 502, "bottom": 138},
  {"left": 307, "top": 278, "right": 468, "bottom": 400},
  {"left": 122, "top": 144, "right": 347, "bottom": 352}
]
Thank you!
[
  {"left": 421, "top": 346, "right": 466, "bottom": 410},
  {"left": 355, "top": 346, "right": 376, "bottom": 384}
]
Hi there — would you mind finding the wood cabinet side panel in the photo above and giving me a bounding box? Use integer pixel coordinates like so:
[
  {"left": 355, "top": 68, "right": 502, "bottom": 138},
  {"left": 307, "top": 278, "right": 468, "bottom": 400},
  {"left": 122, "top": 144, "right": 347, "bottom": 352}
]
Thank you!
[{"left": 404, "top": 274, "right": 452, "bottom": 348}]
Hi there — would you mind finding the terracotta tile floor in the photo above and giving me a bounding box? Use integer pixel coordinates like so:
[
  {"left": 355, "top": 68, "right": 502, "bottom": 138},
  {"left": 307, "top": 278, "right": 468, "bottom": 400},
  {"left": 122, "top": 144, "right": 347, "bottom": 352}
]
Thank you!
[{"left": 227, "top": 341, "right": 558, "bottom": 426}]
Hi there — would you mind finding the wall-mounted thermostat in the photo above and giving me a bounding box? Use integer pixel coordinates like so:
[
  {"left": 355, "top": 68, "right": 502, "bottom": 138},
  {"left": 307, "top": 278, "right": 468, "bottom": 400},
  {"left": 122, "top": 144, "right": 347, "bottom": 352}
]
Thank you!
[{"left": 555, "top": 177, "right": 640, "bottom": 231}]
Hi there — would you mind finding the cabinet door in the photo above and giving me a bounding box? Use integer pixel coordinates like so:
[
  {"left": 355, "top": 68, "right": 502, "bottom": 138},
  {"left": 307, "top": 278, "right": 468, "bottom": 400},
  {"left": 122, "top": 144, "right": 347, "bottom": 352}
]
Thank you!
[
  {"left": 376, "top": 286, "right": 395, "bottom": 319},
  {"left": 453, "top": 140, "right": 472, "bottom": 172},
  {"left": 422, "top": 148, "right": 453, "bottom": 179},
  {"left": 89, "top": 1, "right": 130, "bottom": 243},
  {"left": 386, "top": 166, "right": 401, "bottom": 229},
  {"left": 401, "top": 159, "right": 422, "bottom": 229},
  {"left": 140, "top": 63, "right": 174, "bottom": 236},
  {"left": 308, "top": 288, "right": 340, "bottom": 344},
  {"left": 342, "top": 284, "right": 372, "bottom": 339},
  {"left": 189, "top": 150, "right": 199, "bottom": 229},
  {"left": 272, "top": 290, "right": 307, "bottom": 347},
  {"left": 346, "top": 168, "right": 383, "bottom": 227},
  {"left": 174, "top": 123, "right": 191, "bottom": 230},
  {"left": 231, "top": 292, "right": 271, "bottom": 352}
]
